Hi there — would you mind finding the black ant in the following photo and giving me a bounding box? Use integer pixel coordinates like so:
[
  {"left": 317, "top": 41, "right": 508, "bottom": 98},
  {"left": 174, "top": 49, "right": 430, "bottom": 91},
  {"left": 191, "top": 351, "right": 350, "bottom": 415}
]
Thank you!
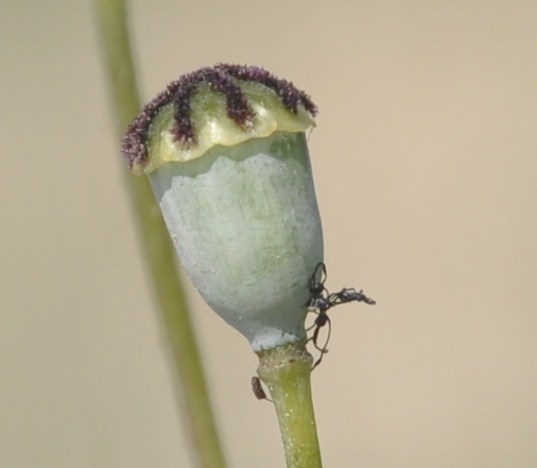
[{"left": 307, "top": 262, "right": 376, "bottom": 369}]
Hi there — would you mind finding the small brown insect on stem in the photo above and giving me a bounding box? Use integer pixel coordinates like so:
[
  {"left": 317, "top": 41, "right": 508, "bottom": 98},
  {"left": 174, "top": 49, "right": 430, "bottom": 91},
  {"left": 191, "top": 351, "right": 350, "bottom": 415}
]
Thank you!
[{"left": 251, "top": 376, "right": 272, "bottom": 402}]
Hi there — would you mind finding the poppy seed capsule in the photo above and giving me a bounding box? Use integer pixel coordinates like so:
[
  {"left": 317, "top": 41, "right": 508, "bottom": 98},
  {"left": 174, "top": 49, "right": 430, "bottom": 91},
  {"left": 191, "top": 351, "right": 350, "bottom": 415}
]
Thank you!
[{"left": 122, "top": 65, "right": 323, "bottom": 351}]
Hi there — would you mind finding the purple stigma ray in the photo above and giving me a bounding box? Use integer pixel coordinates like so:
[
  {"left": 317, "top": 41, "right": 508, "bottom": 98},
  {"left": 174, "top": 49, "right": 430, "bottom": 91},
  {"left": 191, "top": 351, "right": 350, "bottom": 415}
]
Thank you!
[{"left": 121, "top": 64, "right": 318, "bottom": 169}]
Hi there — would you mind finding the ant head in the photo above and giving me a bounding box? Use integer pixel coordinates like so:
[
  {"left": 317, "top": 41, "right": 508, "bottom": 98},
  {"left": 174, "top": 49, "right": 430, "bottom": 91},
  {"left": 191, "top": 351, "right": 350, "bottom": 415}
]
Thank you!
[{"left": 309, "top": 262, "right": 327, "bottom": 297}]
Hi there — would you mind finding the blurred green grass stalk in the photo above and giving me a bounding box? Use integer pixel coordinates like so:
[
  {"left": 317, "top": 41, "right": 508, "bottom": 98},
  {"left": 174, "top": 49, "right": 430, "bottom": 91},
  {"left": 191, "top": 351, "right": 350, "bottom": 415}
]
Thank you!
[{"left": 92, "top": 1, "right": 228, "bottom": 467}]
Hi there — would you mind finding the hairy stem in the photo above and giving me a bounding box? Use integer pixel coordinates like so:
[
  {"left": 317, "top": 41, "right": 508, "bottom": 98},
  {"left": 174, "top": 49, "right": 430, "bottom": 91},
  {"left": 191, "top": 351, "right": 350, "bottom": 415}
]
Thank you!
[
  {"left": 257, "top": 343, "right": 323, "bottom": 468},
  {"left": 93, "top": 1, "right": 227, "bottom": 467}
]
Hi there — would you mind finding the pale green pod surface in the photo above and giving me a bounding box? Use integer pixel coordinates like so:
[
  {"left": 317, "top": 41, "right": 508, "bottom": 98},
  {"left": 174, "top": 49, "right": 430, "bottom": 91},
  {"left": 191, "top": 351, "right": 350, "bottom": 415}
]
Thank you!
[
  {"left": 122, "top": 64, "right": 323, "bottom": 351},
  {"left": 151, "top": 132, "right": 323, "bottom": 350}
]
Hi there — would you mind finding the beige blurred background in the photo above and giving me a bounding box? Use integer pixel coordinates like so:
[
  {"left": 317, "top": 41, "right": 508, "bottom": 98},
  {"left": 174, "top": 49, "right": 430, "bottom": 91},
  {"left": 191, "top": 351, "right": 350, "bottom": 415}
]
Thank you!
[{"left": 2, "top": 1, "right": 536, "bottom": 467}]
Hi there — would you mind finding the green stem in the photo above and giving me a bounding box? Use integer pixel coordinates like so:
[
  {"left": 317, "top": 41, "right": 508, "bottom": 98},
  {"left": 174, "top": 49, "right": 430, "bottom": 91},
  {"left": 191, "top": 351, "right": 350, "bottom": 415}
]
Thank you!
[
  {"left": 257, "top": 343, "right": 323, "bottom": 468},
  {"left": 92, "top": 2, "right": 227, "bottom": 467}
]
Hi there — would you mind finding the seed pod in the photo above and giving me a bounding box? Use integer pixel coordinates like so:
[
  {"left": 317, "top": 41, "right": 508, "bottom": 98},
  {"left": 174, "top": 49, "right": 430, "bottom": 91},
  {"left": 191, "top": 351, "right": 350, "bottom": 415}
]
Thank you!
[{"left": 122, "top": 64, "right": 323, "bottom": 351}]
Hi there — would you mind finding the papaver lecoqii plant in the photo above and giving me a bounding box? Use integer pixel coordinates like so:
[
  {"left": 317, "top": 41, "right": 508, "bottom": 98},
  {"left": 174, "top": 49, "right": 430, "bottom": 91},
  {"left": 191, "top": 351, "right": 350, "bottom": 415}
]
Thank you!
[{"left": 121, "top": 64, "right": 376, "bottom": 468}]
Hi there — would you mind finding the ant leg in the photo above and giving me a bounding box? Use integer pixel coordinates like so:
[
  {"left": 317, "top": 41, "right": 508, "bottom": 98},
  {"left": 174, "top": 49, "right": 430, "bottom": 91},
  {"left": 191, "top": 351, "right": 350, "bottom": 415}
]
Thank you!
[
  {"left": 305, "top": 306, "right": 321, "bottom": 335},
  {"left": 311, "top": 315, "right": 331, "bottom": 370}
]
